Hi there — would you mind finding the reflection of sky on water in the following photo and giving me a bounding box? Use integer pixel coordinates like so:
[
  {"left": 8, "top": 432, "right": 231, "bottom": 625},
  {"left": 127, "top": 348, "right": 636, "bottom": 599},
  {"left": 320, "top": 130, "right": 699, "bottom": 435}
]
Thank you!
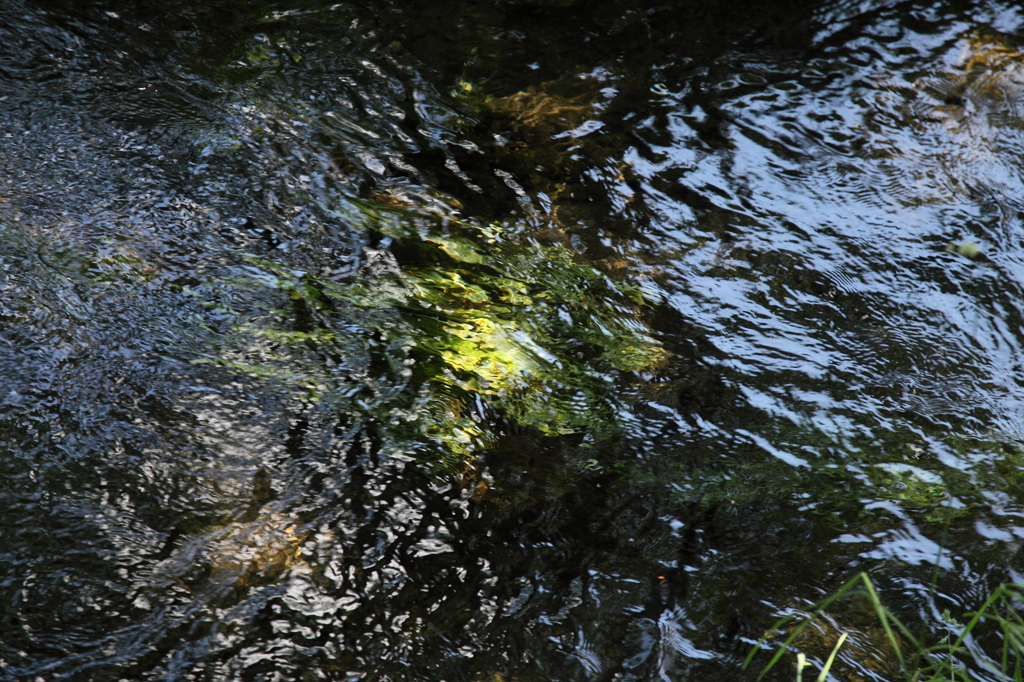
[{"left": 643, "top": 14, "right": 1024, "bottom": 448}]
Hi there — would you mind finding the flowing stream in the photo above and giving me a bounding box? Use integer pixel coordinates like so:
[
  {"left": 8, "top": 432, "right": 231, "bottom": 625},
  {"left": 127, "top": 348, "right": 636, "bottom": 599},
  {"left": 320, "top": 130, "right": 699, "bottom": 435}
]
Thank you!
[{"left": 4, "top": 1, "right": 1024, "bottom": 680}]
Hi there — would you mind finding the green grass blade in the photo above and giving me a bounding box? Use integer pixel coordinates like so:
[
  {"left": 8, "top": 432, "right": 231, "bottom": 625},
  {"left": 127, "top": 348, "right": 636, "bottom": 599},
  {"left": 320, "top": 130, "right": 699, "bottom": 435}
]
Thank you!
[
  {"left": 745, "top": 573, "right": 872, "bottom": 679},
  {"left": 858, "top": 573, "right": 908, "bottom": 671},
  {"left": 816, "top": 632, "right": 848, "bottom": 682}
]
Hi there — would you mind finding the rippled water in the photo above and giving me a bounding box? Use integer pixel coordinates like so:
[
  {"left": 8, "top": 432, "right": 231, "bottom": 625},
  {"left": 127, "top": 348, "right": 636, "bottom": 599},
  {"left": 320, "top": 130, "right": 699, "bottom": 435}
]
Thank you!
[{"left": 4, "top": 0, "right": 1024, "bottom": 680}]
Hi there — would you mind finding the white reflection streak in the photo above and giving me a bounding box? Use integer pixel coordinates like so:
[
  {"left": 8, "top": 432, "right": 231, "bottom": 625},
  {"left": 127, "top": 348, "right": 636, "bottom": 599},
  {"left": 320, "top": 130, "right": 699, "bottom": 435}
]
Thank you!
[
  {"left": 654, "top": 607, "right": 718, "bottom": 678},
  {"left": 864, "top": 524, "right": 957, "bottom": 569},
  {"left": 571, "top": 628, "right": 603, "bottom": 677}
]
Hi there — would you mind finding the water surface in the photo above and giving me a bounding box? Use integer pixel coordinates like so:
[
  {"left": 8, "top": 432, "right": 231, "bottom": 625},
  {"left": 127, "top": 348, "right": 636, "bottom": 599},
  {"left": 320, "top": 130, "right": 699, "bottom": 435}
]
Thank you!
[{"left": 3, "top": 1, "right": 1024, "bottom": 680}]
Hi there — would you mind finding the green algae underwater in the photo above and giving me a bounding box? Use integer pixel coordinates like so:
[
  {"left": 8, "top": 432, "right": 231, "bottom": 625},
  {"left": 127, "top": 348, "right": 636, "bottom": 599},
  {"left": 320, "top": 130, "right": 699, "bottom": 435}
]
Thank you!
[{"left": 201, "top": 201, "right": 669, "bottom": 469}]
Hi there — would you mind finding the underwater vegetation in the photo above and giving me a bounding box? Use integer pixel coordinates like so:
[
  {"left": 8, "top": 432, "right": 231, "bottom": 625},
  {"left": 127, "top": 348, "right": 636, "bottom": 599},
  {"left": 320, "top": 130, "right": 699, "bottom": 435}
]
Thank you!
[{"left": 191, "top": 197, "right": 667, "bottom": 470}]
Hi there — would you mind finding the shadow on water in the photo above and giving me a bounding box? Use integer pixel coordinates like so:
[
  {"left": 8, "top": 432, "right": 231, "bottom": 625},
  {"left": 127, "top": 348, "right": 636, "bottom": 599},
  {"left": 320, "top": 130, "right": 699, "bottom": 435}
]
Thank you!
[{"left": 4, "top": 0, "right": 1024, "bottom": 680}]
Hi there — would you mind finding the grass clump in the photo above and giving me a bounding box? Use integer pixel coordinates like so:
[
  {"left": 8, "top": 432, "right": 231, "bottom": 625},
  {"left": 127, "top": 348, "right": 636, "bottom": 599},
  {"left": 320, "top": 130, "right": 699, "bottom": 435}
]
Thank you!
[{"left": 746, "top": 573, "right": 1024, "bottom": 681}]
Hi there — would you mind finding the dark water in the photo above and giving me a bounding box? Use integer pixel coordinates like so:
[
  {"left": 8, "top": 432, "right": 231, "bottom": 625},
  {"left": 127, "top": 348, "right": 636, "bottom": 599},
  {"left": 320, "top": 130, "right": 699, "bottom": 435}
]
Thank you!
[{"left": 3, "top": 0, "right": 1024, "bottom": 679}]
